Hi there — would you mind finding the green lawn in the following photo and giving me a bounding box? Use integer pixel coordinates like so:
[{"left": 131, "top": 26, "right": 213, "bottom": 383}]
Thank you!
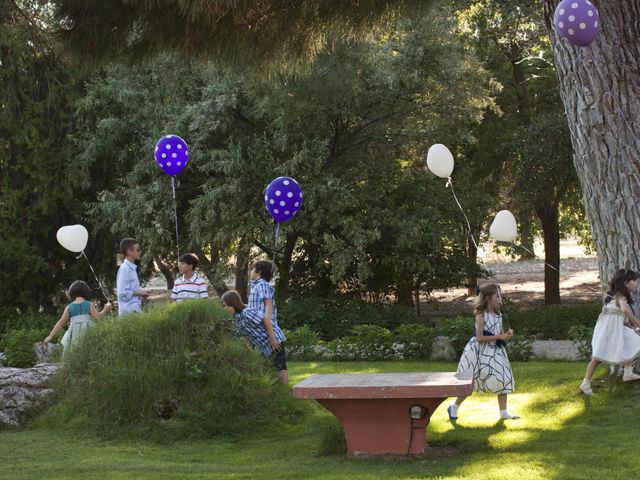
[{"left": 2, "top": 361, "right": 637, "bottom": 479}]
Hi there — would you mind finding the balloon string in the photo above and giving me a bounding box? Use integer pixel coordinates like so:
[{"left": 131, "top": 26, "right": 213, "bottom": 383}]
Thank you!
[
  {"left": 272, "top": 222, "right": 281, "bottom": 266},
  {"left": 81, "top": 251, "right": 111, "bottom": 301},
  {"left": 171, "top": 176, "right": 180, "bottom": 261},
  {"left": 507, "top": 242, "right": 601, "bottom": 295},
  {"left": 446, "top": 177, "right": 478, "bottom": 249}
]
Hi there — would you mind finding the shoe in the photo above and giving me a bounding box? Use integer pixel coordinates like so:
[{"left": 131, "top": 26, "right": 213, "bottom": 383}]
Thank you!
[
  {"left": 500, "top": 412, "right": 520, "bottom": 420},
  {"left": 579, "top": 379, "right": 593, "bottom": 395},
  {"left": 623, "top": 371, "right": 640, "bottom": 382},
  {"left": 447, "top": 405, "right": 458, "bottom": 421}
]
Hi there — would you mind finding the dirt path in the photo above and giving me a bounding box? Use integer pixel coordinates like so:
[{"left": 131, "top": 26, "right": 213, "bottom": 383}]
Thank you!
[{"left": 424, "top": 257, "right": 601, "bottom": 318}]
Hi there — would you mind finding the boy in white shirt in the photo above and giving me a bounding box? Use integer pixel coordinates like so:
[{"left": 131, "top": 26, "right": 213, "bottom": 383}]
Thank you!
[{"left": 171, "top": 253, "right": 208, "bottom": 301}]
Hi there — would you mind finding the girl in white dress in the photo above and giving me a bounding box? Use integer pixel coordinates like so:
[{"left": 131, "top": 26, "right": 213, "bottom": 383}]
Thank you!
[
  {"left": 579, "top": 269, "right": 640, "bottom": 395},
  {"left": 447, "top": 283, "right": 518, "bottom": 421}
]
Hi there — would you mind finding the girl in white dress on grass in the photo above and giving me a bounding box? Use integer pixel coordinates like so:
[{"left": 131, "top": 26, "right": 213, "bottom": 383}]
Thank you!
[
  {"left": 579, "top": 269, "right": 640, "bottom": 395},
  {"left": 447, "top": 283, "right": 519, "bottom": 421}
]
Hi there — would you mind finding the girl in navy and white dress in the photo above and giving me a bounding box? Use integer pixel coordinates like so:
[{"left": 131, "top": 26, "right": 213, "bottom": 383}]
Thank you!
[
  {"left": 579, "top": 269, "right": 640, "bottom": 395},
  {"left": 447, "top": 283, "right": 518, "bottom": 421}
]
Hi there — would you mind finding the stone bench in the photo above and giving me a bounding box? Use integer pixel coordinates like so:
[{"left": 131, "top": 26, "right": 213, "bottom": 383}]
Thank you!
[{"left": 292, "top": 372, "right": 472, "bottom": 456}]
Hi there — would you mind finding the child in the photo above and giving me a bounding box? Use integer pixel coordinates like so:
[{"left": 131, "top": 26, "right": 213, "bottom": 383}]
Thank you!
[
  {"left": 171, "top": 253, "right": 208, "bottom": 301},
  {"left": 116, "top": 238, "right": 149, "bottom": 316},
  {"left": 447, "top": 283, "right": 518, "bottom": 421},
  {"left": 222, "top": 286, "right": 288, "bottom": 384},
  {"left": 43, "top": 280, "right": 112, "bottom": 356},
  {"left": 579, "top": 268, "right": 640, "bottom": 395}
]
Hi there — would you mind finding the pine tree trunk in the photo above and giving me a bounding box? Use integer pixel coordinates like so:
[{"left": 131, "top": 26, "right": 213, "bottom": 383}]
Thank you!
[{"left": 544, "top": 0, "right": 640, "bottom": 288}]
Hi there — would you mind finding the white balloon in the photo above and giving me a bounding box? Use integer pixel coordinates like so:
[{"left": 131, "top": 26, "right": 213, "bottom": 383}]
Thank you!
[
  {"left": 426, "top": 144, "right": 455, "bottom": 178},
  {"left": 56, "top": 225, "right": 89, "bottom": 253},
  {"left": 490, "top": 210, "right": 518, "bottom": 242}
]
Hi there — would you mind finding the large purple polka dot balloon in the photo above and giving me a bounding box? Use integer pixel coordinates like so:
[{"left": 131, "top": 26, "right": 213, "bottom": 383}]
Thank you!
[
  {"left": 264, "top": 177, "right": 303, "bottom": 223},
  {"left": 553, "top": 0, "right": 600, "bottom": 47},
  {"left": 154, "top": 135, "right": 189, "bottom": 176}
]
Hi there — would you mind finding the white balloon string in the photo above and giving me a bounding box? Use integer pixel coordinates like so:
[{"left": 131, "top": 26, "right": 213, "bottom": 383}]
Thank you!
[
  {"left": 81, "top": 251, "right": 111, "bottom": 301},
  {"left": 446, "top": 177, "right": 479, "bottom": 250},
  {"left": 171, "top": 176, "right": 180, "bottom": 261},
  {"left": 272, "top": 222, "right": 281, "bottom": 266},
  {"left": 508, "top": 242, "right": 601, "bottom": 295}
]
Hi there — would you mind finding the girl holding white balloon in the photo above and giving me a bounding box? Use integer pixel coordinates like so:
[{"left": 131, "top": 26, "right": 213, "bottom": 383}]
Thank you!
[{"left": 43, "top": 280, "right": 112, "bottom": 356}]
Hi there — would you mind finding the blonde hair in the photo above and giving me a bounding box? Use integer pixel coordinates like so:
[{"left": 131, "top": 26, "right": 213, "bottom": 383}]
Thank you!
[{"left": 474, "top": 284, "right": 501, "bottom": 315}]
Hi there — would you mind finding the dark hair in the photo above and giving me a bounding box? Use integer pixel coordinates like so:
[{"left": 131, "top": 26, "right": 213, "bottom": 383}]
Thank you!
[
  {"left": 120, "top": 238, "right": 139, "bottom": 256},
  {"left": 221, "top": 290, "right": 244, "bottom": 312},
  {"left": 474, "top": 283, "right": 501, "bottom": 315},
  {"left": 605, "top": 268, "right": 639, "bottom": 305},
  {"left": 179, "top": 253, "right": 199, "bottom": 269},
  {"left": 68, "top": 280, "right": 91, "bottom": 300},
  {"left": 253, "top": 260, "right": 275, "bottom": 282}
]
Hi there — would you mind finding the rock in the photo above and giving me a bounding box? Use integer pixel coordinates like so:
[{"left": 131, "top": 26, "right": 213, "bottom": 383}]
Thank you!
[
  {"left": 0, "top": 363, "right": 60, "bottom": 428},
  {"left": 430, "top": 336, "right": 457, "bottom": 362},
  {"left": 33, "top": 342, "right": 62, "bottom": 364}
]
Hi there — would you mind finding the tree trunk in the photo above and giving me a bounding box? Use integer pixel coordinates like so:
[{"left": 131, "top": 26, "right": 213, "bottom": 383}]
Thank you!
[
  {"left": 466, "top": 238, "right": 479, "bottom": 296},
  {"left": 517, "top": 209, "right": 537, "bottom": 260},
  {"left": 234, "top": 241, "right": 251, "bottom": 303},
  {"left": 193, "top": 246, "right": 228, "bottom": 297},
  {"left": 275, "top": 232, "right": 299, "bottom": 302},
  {"left": 535, "top": 202, "right": 561, "bottom": 305},
  {"left": 544, "top": 0, "right": 640, "bottom": 290},
  {"left": 153, "top": 255, "right": 175, "bottom": 290}
]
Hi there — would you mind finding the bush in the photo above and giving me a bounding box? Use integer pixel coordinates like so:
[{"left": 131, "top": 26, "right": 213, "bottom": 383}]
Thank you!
[
  {"left": 279, "top": 295, "right": 415, "bottom": 341},
  {"left": 568, "top": 325, "right": 593, "bottom": 361},
  {"left": 506, "top": 303, "right": 600, "bottom": 339},
  {"left": 0, "top": 310, "right": 57, "bottom": 342},
  {"left": 394, "top": 323, "right": 437, "bottom": 359},
  {"left": 324, "top": 325, "right": 395, "bottom": 361},
  {"left": 0, "top": 328, "right": 51, "bottom": 367},
  {"left": 506, "top": 335, "right": 534, "bottom": 361},
  {"left": 41, "top": 300, "right": 305, "bottom": 439},
  {"left": 284, "top": 326, "right": 321, "bottom": 360},
  {"left": 439, "top": 315, "right": 473, "bottom": 356}
]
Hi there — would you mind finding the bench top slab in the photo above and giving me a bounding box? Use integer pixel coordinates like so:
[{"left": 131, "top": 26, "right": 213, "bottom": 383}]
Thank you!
[{"left": 292, "top": 372, "right": 472, "bottom": 399}]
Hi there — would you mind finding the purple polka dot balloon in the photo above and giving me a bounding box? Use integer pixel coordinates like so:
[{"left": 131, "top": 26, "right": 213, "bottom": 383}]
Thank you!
[
  {"left": 154, "top": 135, "right": 189, "bottom": 176},
  {"left": 553, "top": 0, "right": 600, "bottom": 47},
  {"left": 264, "top": 177, "right": 303, "bottom": 223}
]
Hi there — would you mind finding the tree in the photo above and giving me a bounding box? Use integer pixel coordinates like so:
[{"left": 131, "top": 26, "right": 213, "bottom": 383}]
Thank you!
[{"left": 543, "top": 0, "right": 640, "bottom": 287}]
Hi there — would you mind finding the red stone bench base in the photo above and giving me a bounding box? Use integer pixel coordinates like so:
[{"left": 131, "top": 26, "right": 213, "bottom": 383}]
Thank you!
[{"left": 293, "top": 372, "right": 473, "bottom": 457}]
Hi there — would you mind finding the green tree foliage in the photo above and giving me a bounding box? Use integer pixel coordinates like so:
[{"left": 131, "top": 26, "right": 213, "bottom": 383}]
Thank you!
[
  {"left": 0, "top": 1, "right": 112, "bottom": 311},
  {"left": 74, "top": 9, "right": 495, "bottom": 304}
]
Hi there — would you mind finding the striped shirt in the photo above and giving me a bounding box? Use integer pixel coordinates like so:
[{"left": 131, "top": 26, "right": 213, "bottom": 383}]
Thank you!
[
  {"left": 233, "top": 307, "right": 286, "bottom": 357},
  {"left": 171, "top": 273, "right": 208, "bottom": 301}
]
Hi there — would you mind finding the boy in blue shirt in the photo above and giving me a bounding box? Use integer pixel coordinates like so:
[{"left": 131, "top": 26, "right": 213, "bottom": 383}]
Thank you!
[{"left": 116, "top": 238, "right": 149, "bottom": 316}]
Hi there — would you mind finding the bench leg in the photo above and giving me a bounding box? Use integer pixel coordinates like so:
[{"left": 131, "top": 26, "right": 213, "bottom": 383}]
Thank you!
[{"left": 317, "top": 397, "right": 446, "bottom": 456}]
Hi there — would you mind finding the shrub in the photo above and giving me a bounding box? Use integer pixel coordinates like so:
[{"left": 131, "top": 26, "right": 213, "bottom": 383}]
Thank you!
[
  {"left": 506, "top": 335, "right": 534, "bottom": 361},
  {"left": 323, "top": 325, "right": 395, "bottom": 361},
  {"left": 41, "top": 300, "right": 305, "bottom": 439},
  {"left": 394, "top": 323, "right": 437, "bottom": 359},
  {"left": 0, "top": 310, "right": 57, "bottom": 342},
  {"left": 568, "top": 325, "right": 593, "bottom": 361},
  {"left": 278, "top": 295, "right": 414, "bottom": 341},
  {"left": 506, "top": 303, "right": 600, "bottom": 339},
  {"left": 0, "top": 328, "right": 54, "bottom": 368},
  {"left": 439, "top": 315, "right": 473, "bottom": 356},
  {"left": 284, "top": 326, "right": 321, "bottom": 360}
]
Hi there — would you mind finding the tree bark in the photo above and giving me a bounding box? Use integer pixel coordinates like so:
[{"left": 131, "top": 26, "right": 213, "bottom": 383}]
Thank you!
[
  {"left": 544, "top": 0, "right": 640, "bottom": 290},
  {"left": 193, "top": 246, "right": 228, "bottom": 297},
  {"left": 275, "top": 232, "right": 299, "bottom": 302},
  {"left": 153, "top": 255, "right": 175, "bottom": 290},
  {"left": 234, "top": 240, "right": 251, "bottom": 302},
  {"left": 535, "top": 202, "right": 561, "bottom": 304}
]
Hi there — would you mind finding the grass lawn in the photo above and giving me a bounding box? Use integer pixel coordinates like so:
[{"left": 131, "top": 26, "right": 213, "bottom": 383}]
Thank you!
[{"left": 2, "top": 360, "right": 638, "bottom": 479}]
